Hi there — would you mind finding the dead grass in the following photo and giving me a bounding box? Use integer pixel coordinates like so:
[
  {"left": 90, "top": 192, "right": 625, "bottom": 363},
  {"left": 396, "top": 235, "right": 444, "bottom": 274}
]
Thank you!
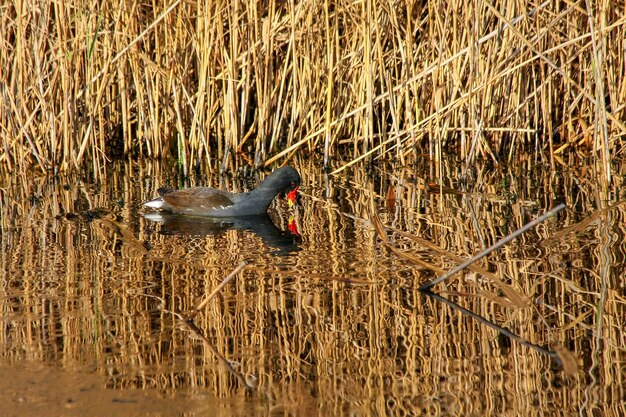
[{"left": 1, "top": 1, "right": 625, "bottom": 181}]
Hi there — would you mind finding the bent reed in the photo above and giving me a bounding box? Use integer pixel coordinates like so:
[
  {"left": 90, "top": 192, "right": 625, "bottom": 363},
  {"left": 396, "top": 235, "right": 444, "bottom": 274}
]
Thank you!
[{"left": 1, "top": 0, "right": 624, "bottom": 180}]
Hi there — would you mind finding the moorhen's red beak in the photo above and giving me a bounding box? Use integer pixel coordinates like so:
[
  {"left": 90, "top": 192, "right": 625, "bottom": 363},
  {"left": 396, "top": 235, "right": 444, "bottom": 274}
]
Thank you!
[{"left": 287, "top": 186, "right": 299, "bottom": 208}]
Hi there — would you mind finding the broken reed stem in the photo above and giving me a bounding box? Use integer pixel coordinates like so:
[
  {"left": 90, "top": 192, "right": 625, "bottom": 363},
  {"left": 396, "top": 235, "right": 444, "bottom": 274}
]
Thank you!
[
  {"left": 186, "top": 260, "right": 248, "bottom": 321},
  {"left": 180, "top": 319, "right": 256, "bottom": 391},
  {"left": 419, "top": 203, "right": 566, "bottom": 291},
  {"left": 422, "top": 289, "right": 579, "bottom": 376},
  {"left": 422, "top": 290, "right": 558, "bottom": 358},
  {"left": 420, "top": 290, "right": 571, "bottom": 364}
]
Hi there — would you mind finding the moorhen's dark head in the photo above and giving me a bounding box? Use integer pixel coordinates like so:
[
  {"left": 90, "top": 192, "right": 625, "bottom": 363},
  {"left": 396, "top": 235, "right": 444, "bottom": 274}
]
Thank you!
[{"left": 271, "top": 165, "right": 300, "bottom": 206}]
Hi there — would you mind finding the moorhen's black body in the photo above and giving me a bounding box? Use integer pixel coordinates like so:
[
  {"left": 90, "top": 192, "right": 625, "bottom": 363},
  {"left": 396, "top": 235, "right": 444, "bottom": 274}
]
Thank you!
[{"left": 143, "top": 165, "right": 300, "bottom": 217}]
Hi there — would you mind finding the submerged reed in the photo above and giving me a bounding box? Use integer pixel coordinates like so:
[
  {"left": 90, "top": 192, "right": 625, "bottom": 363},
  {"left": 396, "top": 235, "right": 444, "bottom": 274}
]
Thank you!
[{"left": 1, "top": 1, "right": 624, "bottom": 181}]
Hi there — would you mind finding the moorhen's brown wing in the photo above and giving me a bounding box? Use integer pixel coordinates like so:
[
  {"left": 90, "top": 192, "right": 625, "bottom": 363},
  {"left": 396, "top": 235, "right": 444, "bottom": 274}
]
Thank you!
[{"left": 159, "top": 187, "right": 235, "bottom": 209}]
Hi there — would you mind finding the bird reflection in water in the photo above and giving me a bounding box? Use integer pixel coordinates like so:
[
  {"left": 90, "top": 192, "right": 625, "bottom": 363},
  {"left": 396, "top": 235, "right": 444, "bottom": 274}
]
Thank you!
[{"left": 144, "top": 213, "right": 301, "bottom": 256}]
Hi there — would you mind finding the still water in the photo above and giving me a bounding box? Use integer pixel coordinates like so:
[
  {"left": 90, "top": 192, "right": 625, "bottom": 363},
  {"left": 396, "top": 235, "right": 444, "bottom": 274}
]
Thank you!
[{"left": 1, "top": 159, "right": 624, "bottom": 416}]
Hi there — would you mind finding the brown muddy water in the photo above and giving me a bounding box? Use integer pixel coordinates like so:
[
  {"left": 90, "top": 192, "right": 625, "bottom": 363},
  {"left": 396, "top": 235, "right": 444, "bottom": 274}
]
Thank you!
[{"left": 1, "top": 159, "right": 625, "bottom": 417}]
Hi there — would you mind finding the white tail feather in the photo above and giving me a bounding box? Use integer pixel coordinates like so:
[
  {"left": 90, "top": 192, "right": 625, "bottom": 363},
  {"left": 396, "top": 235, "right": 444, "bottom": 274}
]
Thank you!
[{"left": 143, "top": 198, "right": 165, "bottom": 209}]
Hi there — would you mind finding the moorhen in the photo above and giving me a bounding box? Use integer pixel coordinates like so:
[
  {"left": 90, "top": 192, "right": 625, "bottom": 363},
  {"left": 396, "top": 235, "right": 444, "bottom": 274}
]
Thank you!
[{"left": 143, "top": 165, "right": 300, "bottom": 217}]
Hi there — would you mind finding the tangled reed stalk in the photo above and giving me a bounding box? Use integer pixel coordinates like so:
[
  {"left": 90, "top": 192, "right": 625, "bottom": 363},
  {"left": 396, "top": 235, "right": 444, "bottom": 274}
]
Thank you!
[{"left": 1, "top": 1, "right": 624, "bottom": 180}]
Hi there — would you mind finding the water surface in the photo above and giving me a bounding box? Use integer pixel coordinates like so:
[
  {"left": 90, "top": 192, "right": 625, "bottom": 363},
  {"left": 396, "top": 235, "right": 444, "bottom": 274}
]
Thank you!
[{"left": 1, "top": 159, "right": 624, "bottom": 416}]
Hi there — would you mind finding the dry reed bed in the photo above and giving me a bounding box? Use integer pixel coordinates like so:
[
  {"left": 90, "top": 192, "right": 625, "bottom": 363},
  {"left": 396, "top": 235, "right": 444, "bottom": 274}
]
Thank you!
[
  {"left": 1, "top": 1, "right": 625, "bottom": 180},
  {"left": 1, "top": 161, "right": 624, "bottom": 415}
]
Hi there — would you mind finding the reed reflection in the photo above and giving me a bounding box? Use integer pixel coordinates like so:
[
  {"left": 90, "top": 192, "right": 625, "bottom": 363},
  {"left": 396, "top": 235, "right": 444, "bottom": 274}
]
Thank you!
[{"left": 1, "top": 160, "right": 625, "bottom": 417}]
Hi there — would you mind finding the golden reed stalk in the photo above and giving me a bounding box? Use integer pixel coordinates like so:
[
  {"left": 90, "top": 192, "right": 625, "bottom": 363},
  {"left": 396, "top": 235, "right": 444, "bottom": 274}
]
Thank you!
[{"left": 1, "top": 1, "right": 624, "bottom": 182}]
